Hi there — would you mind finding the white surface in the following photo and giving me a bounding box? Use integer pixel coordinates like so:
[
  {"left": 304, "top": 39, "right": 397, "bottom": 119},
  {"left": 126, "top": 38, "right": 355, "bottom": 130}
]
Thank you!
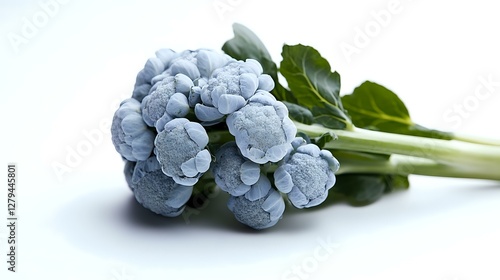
[{"left": 1, "top": 0, "right": 500, "bottom": 279}]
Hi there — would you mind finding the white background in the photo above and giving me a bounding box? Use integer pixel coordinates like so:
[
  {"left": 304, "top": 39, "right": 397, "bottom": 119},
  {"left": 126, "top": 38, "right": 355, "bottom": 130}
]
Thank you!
[{"left": 1, "top": 0, "right": 500, "bottom": 279}]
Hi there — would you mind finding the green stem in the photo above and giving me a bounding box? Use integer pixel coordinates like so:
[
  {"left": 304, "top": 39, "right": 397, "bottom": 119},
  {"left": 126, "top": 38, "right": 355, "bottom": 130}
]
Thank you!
[
  {"left": 335, "top": 151, "right": 500, "bottom": 181},
  {"left": 207, "top": 122, "right": 500, "bottom": 180},
  {"left": 295, "top": 122, "right": 500, "bottom": 169},
  {"left": 452, "top": 132, "right": 500, "bottom": 147},
  {"left": 207, "top": 129, "right": 234, "bottom": 144}
]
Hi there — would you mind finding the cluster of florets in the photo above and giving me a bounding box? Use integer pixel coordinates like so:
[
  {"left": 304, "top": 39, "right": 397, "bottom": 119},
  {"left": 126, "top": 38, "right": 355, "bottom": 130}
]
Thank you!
[{"left": 111, "top": 49, "right": 339, "bottom": 230}]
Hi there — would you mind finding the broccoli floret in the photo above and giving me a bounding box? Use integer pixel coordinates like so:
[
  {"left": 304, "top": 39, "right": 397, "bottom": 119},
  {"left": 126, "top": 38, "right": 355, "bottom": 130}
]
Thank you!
[
  {"left": 194, "top": 103, "right": 225, "bottom": 124},
  {"left": 198, "top": 59, "right": 274, "bottom": 117},
  {"left": 274, "top": 138, "right": 340, "bottom": 209},
  {"left": 212, "top": 142, "right": 261, "bottom": 196},
  {"left": 111, "top": 98, "right": 155, "bottom": 161},
  {"left": 132, "top": 49, "right": 176, "bottom": 102},
  {"left": 154, "top": 118, "right": 211, "bottom": 186},
  {"left": 141, "top": 74, "right": 192, "bottom": 130},
  {"left": 227, "top": 176, "right": 285, "bottom": 230},
  {"left": 226, "top": 92, "right": 297, "bottom": 164},
  {"left": 196, "top": 49, "right": 234, "bottom": 79},
  {"left": 132, "top": 156, "right": 193, "bottom": 217}
]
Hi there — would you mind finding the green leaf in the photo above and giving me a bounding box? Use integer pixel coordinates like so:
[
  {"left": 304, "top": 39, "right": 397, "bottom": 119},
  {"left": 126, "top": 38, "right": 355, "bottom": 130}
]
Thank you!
[
  {"left": 342, "top": 81, "right": 453, "bottom": 140},
  {"left": 384, "top": 175, "right": 410, "bottom": 192},
  {"left": 331, "top": 173, "right": 409, "bottom": 206},
  {"left": 222, "top": 23, "right": 275, "bottom": 78},
  {"left": 222, "top": 23, "right": 292, "bottom": 102},
  {"left": 273, "top": 82, "right": 294, "bottom": 102},
  {"left": 296, "top": 132, "right": 312, "bottom": 144},
  {"left": 311, "top": 104, "right": 351, "bottom": 129},
  {"left": 313, "top": 132, "right": 336, "bottom": 149},
  {"left": 280, "top": 44, "right": 352, "bottom": 129},
  {"left": 331, "top": 174, "right": 386, "bottom": 206},
  {"left": 283, "top": 101, "right": 314, "bottom": 125}
]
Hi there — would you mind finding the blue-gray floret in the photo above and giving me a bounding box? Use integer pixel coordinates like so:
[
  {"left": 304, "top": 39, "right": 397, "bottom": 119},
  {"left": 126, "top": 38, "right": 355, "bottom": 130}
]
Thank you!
[
  {"left": 196, "top": 49, "right": 235, "bottom": 79},
  {"left": 141, "top": 74, "right": 192, "bottom": 131},
  {"left": 197, "top": 59, "right": 275, "bottom": 118},
  {"left": 227, "top": 176, "right": 285, "bottom": 230},
  {"left": 154, "top": 118, "right": 211, "bottom": 186},
  {"left": 274, "top": 138, "right": 340, "bottom": 208},
  {"left": 226, "top": 92, "right": 297, "bottom": 164},
  {"left": 212, "top": 141, "right": 261, "bottom": 196},
  {"left": 132, "top": 156, "right": 193, "bottom": 217},
  {"left": 132, "top": 48, "right": 177, "bottom": 102},
  {"left": 111, "top": 98, "right": 155, "bottom": 161}
]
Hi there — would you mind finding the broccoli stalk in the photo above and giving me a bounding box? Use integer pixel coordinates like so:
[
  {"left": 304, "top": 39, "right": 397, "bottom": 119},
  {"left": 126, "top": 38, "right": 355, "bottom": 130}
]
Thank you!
[
  {"left": 206, "top": 122, "right": 500, "bottom": 181},
  {"left": 450, "top": 132, "right": 500, "bottom": 147},
  {"left": 295, "top": 122, "right": 500, "bottom": 179},
  {"left": 336, "top": 153, "right": 500, "bottom": 181}
]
